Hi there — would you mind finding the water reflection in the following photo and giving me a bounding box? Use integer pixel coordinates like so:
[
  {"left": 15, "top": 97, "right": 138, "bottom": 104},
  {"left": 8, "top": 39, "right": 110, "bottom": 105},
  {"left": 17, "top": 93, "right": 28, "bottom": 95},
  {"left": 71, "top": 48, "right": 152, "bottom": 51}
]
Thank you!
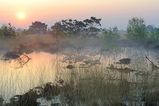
[
  {"left": 0, "top": 52, "right": 57, "bottom": 101},
  {"left": 0, "top": 47, "right": 159, "bottom": 101}
]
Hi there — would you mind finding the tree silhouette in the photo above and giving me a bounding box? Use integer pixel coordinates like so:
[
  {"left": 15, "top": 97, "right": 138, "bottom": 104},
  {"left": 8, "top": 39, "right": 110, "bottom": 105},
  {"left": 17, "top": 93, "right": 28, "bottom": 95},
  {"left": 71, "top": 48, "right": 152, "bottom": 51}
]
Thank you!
[
  {"left": 28, "top": 21, "right": 48, "bottom": 34},
  {"left": 50, "top": 17, "right": 101, "bottom": 37}
]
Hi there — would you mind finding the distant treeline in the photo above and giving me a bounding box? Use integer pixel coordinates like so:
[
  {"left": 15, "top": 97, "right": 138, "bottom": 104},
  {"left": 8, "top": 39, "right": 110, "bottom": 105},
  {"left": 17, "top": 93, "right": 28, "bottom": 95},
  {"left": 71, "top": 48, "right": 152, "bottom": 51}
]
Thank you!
[
  {"left": 0, "top": 16, "right": 102, "bottom": 38},
  {"left": 0, "top": 17, "right": 159, "bottom": 44}
]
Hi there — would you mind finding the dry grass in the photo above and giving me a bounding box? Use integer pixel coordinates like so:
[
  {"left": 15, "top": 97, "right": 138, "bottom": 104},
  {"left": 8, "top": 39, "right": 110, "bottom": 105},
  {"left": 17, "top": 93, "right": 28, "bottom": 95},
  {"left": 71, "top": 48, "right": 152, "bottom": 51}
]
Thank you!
[
  {"left": 0, "top": 34, "right": 55, "bottom": 50},
  {"left": 0, "top": 58, "right": 159, "bottom": 105}
]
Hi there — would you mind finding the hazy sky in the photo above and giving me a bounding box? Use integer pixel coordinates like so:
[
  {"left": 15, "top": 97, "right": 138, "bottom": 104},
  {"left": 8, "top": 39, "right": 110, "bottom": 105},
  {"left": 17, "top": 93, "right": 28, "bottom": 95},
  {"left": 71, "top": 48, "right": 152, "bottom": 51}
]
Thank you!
[{"left": 0, "top": 0, "right": 159, "bottom": 29}]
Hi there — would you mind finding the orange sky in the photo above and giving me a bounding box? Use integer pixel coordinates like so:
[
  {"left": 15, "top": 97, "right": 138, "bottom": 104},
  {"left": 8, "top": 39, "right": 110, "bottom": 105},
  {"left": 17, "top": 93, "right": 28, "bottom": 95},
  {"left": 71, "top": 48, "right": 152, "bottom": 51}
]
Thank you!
[{"left": 0, "top": 0, "right": 159, "bottom": 29}]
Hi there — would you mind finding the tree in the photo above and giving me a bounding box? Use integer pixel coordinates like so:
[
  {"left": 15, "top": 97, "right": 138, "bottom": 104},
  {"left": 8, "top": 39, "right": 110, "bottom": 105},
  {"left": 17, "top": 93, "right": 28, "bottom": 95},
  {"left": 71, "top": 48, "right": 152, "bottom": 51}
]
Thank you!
[
  {"left": 28, "top": 21, "right": 48, "bottom": 34},
  {"left": 82, "top": 17, "right": 101, "bottom": 37},
  {"left": 83, "top": 17, "right": 101, "bottom": 27},
  {"left": 50, "top": 19, "right": 86, "bottom": 37},
  {"left": 50, "top": 22, "right": 65, "bottom": 38},
  {"left": 146, "top": 25, "right": 159, "bottom": 44},
  {"left": 50, "top": 17, "right": 101, "bottom": 37},
  {"left": 0, "top": 23, "right": 16, "bottom": 38},
  {"left": 126, "top": 17, "right": 147, "bottom": 42}
]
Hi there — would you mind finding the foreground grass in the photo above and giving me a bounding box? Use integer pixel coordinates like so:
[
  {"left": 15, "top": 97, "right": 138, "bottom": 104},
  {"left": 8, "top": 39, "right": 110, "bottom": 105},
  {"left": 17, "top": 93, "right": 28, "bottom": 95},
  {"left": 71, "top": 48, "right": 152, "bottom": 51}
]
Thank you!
[{"left": 0, "top": 65, "right": 158, "bottom": 106}]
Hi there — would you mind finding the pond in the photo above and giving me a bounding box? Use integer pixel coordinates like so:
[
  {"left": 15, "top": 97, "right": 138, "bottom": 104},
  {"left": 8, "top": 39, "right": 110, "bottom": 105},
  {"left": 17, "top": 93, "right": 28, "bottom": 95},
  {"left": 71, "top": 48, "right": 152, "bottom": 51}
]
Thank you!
[{"left": 0, "top": 46, "right": 159, "bottom": 103}]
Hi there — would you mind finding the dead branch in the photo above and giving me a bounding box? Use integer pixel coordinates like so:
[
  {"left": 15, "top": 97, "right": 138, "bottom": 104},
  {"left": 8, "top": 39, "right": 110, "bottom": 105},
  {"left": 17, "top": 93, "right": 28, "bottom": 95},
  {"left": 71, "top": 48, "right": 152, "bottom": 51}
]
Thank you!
[
  {"left": 145, "top": 55, "right": 158, "bottom": 71},
  {"left": 14, "top": 53, "right": 31, "bottom": 69},
  {"left": 20, "top": 53, "right": 30, "bottom": 66}
]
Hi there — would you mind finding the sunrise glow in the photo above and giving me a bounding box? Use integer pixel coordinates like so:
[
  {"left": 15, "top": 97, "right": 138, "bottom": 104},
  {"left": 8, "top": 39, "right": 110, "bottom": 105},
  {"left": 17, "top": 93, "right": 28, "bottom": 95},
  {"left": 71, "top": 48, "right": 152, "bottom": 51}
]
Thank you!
[
  {"left": 18, "top": 13, "right": 24, "bottom": 19},
  {"left": 0, "top": 0, "right": 159, "bottom": 29}
]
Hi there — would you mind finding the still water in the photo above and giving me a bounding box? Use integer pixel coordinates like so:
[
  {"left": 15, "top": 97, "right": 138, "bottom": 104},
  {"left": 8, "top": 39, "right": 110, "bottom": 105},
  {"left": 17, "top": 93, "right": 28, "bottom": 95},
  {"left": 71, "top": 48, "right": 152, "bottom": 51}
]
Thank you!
[
  {"left": 0, "top": 47, "right": 159, "bottom": 101},
  {"left": 0, "top": 52, "right": 59, "bottom": 100}
]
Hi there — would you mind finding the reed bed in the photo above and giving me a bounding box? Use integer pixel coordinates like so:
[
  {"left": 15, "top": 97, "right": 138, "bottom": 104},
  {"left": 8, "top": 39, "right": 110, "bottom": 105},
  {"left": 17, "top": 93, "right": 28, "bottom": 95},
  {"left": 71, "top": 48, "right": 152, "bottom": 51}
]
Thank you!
[{"left": 0, "top": 35, "right": 159, "bottom": 105}]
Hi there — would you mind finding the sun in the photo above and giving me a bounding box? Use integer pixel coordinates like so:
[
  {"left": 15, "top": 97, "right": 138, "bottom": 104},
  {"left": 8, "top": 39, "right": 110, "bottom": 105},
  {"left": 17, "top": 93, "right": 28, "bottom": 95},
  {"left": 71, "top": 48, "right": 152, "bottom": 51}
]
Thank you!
[{"left": 18, "top": 13, "right": 24, "bottom": 19}]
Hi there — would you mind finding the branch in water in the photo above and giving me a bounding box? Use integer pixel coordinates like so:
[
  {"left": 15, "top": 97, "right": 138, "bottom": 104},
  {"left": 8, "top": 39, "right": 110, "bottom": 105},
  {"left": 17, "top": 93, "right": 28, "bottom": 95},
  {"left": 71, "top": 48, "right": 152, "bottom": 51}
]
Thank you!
[{"left": 145, "top": 55, "right": 158, "bottom": 71}]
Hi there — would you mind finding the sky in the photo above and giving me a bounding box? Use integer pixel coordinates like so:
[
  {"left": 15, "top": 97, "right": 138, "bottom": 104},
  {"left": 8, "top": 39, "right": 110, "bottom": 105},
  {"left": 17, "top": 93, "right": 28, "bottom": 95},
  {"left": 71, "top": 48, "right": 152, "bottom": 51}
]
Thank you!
[{"left": 0, "top": 0, "right": 159, "bottom": 30}]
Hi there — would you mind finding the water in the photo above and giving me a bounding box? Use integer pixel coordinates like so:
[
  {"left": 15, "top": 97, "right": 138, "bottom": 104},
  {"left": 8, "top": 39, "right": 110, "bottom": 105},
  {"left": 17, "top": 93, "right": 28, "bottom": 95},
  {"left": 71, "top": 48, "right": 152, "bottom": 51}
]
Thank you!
[
  {"left": 0, "top": 52, "right": 58, "bottom": 100},
  {"left": 0, "top": 47, "right": 159, "bottom": 101}
]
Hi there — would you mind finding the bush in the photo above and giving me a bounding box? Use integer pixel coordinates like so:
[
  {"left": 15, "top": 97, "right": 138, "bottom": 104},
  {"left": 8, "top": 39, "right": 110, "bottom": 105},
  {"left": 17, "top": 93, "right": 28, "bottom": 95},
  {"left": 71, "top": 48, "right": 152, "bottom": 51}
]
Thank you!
[
  {"left": 101, "top": 27, "right": 119, "bottom": 42},
  {"left": 100, "top": 27, "right": 120, "bottom": 50}
]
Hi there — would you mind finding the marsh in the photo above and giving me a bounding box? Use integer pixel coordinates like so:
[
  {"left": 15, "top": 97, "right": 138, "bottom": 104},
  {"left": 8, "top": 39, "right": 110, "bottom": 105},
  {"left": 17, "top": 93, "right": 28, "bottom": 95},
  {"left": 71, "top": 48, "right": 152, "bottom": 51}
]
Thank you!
[{"left": 0, "top": 35, "right": 159, "bottom": 105}]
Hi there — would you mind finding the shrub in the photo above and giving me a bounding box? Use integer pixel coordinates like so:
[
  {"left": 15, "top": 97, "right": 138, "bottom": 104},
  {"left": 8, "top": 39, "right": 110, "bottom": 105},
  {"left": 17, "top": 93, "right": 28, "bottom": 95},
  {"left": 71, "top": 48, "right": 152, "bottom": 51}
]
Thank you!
[
  {"left": 101, "top": 27, "right": 120, "bottom": 42},
  {"left": 100, "top": 27, "right": 120, "bottom": 50}
]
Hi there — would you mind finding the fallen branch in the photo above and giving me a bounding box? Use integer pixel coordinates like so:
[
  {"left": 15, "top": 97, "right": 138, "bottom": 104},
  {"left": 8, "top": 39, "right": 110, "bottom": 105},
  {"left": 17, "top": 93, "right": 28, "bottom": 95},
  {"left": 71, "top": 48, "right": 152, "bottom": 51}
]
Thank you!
[
  {"left": 13, "top": 53, "right": 31, "bottom": 69},
  {"left": 21, "top": 53, "right": 30, "bottom": 65},
  {"left": 145, "top": 55, "right": 158, "bottom": 71}
]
